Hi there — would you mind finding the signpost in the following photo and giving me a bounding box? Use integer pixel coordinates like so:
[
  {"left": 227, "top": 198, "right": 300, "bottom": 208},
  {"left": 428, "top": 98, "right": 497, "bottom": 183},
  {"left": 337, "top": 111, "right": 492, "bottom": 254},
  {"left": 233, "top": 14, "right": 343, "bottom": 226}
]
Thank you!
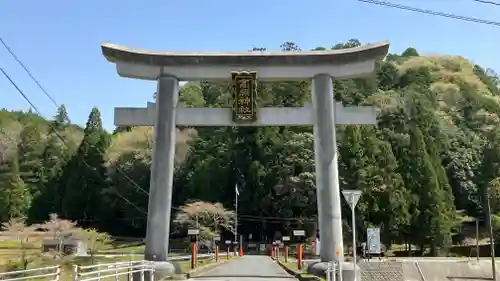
[
  {"left": 225, "top": 240, "right": 231, "bottom": 260},
  {"left": 293, "top": 230, "right": 306, "bottom": 270},
  {"left": 283, "top": 236, "right": 291, "bottom": 263},
  {"left": 188, "top": 229, "right": 200, "bottom": 269},
  {"left": 342, "top": 190, "right": 362, "bottom": 281},
  {"left": 366, "top": 228, "right": 381, "bottom": 256},
  {"left": 214, "top": 234, "right": 221, "bottom": 262},
  {"left": 232, "top": 71, "right": 257, "bottom": 122},
  {"left": 233, "top": 241, "right": 239, "bottom": 256}
]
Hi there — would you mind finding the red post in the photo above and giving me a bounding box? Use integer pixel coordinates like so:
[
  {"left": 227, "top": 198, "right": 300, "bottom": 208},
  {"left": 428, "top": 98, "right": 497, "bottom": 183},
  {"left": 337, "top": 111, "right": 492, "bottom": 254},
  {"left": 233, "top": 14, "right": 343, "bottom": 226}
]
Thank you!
[
  {"left": 191, "top": 242, "right": 197, "bottom": 269},
  {"left": 239, "top": 245, "right": 243, "bottom": 256},
  {"left": 284, "top": 245, "right": 289, "bottom": 263},
  {"left": 215, "top": 245, "right": 219, "bottom": 262},
  {"left": 297, "top": 243, "right": 303, "bottom": 270},
  {"left": 226, "top": 246, "right": 230, "bottom": 260}
]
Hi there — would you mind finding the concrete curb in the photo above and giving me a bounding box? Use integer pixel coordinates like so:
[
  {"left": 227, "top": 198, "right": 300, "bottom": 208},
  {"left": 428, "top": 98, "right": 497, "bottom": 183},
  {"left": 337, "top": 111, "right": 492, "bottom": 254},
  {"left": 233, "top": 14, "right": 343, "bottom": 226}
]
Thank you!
[
  {"left": 275, "top": 258, "right": 322, "bottom": 281},
  {"left": 185, "top": 258, "right": 233, "bottom": 278}
]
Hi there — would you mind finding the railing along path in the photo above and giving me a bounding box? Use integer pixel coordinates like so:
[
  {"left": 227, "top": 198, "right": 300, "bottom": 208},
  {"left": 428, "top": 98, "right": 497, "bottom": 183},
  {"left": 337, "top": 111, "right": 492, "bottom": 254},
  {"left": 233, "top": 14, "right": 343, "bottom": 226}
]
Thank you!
[{"left": 0, "top": 265, "right": 60, "bottom": 281}]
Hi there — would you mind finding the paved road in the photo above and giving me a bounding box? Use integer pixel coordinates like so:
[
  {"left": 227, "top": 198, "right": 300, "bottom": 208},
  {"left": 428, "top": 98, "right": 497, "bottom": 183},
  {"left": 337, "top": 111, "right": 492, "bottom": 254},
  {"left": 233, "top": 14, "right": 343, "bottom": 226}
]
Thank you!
[{"left": 189, "top": 255, "right": 297, "bottom": 280}]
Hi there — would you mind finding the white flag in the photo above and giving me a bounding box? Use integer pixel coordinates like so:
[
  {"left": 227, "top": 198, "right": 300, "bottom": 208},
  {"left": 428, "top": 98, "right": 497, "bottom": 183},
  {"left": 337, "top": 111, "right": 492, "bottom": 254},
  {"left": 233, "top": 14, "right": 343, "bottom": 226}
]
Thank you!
[{"left": 235, "top": 184, "right": 240, "bottom": 196}]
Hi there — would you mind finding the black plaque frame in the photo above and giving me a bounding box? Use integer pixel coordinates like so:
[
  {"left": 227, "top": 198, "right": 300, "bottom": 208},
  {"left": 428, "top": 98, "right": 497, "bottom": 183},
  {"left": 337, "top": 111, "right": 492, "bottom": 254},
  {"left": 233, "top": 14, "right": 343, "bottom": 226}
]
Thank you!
[{"left": 232, "top": 71, "right": 258, "bottom": 122}]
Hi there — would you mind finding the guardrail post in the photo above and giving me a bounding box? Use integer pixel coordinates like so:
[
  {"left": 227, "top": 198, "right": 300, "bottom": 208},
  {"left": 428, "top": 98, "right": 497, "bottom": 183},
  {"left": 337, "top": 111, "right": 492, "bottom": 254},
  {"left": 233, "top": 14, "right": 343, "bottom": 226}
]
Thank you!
[
  {"left": 140, "top": 262, "right": 145, "bottom": 281},
  {"left": 114, "top": 264, "right": 119, "bottom": 281},
  {"left": 326, "top": 262, "right": 332, "bottom": 281},
  {"left": 55, "top": 265, "right": 61, "bottom": 281},
  {"left": 128, "top": 261, "right": 133, "bottom": 281},
  {"left": 148, "top": 261, "right": 155, "bottom": 281},
  {"left": 73, "top": 265, "right": 79, "bottom": 281},
  {"left": 333, "top": 261, "right": 338, "bottom": 281}
]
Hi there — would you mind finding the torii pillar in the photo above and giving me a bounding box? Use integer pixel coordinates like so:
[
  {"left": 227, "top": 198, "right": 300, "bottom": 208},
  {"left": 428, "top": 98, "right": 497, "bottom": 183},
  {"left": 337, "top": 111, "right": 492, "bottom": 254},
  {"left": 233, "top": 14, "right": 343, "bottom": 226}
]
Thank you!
[{"left": 101, "top": 41, "right": 389, "bottom": 280}]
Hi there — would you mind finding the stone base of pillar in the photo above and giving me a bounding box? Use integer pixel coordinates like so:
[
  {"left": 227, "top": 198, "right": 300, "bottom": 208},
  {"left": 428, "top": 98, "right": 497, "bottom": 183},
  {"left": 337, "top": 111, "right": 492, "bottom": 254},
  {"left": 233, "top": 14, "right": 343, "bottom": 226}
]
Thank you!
[
  {"left": 308, "top": 261, "right": 360, "bottom": 281},
  {"left": 141, "top": 261, "right": 177, "bottom": 281}
]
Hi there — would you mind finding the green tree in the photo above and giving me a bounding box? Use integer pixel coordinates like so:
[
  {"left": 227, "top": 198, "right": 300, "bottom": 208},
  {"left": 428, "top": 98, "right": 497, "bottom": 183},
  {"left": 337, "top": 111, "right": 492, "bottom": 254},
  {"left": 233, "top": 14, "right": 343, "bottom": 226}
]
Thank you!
[
  {"left": 17, "top": 123, "right": 43, "bottom": 194},
  {"left": 0, "top": 156, "right": 31, "bottom": 221},
  {"left": 29, "top": 106, "right": 73, "bottom": 222},
  {"left": 60, "top": 108, "right": 110, "bottom": 225}
]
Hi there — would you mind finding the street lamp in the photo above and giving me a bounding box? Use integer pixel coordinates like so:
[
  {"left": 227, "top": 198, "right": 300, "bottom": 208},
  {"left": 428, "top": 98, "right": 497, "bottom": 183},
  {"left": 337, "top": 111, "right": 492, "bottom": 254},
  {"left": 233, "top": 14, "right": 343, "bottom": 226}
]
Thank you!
[{"left": 342, "top": 189, "right": 362, "bottom": 281}]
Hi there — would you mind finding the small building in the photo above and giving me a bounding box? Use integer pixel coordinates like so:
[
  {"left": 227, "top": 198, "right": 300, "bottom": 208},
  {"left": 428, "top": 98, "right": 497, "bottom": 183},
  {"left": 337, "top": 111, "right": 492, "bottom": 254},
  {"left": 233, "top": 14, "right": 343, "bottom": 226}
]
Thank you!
[{"left": 42, "top": 238, "right": 87, "bottom": 255}]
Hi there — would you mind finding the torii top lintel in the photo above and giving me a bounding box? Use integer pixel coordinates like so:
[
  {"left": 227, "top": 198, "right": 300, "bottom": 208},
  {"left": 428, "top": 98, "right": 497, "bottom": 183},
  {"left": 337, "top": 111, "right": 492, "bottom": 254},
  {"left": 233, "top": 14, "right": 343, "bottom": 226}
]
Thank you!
[{"left": 101, "top": 41, "right": 390, "bottom": 81}]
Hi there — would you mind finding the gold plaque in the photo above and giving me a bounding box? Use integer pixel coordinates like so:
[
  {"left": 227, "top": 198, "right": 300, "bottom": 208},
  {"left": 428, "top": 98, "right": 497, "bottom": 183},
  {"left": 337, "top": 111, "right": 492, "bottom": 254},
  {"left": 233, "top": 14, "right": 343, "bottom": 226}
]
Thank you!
[{"left": 232, "top": 71, "right": 257, "bottom": 122}]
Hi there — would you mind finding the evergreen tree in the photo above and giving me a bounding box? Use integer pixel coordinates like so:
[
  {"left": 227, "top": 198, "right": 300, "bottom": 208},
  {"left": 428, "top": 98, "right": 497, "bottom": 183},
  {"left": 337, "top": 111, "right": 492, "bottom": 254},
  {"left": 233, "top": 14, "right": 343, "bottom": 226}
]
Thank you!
[
  {"left": 0, "top": 156, "right": 31, "bottom": 221},
  {"left": 17, "top": 123, "right": 44, "bottom": 195},
  {"left": 407, "top": 125, "right": 450, "bottom": 255},
  {"left": 60, "top": 108, "right": 110, "bottom": 225},
  {"left": 29, "top": 106, "right": 71, "bottom": 222}
]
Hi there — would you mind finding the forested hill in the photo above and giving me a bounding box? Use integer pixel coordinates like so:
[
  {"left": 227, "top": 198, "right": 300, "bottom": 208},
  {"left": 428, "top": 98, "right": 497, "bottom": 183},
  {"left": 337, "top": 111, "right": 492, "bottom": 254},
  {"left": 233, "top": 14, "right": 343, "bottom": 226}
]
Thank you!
[{"left": 1, "top": 39, "right": 500, "bottom": 254}]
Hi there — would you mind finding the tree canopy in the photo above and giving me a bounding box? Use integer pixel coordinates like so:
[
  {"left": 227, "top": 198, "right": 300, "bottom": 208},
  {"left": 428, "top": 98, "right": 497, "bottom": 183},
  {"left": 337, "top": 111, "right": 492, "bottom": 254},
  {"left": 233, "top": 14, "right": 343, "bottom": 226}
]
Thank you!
[{"left": 1, "top": 39, "right": 500, "bottom": 254}]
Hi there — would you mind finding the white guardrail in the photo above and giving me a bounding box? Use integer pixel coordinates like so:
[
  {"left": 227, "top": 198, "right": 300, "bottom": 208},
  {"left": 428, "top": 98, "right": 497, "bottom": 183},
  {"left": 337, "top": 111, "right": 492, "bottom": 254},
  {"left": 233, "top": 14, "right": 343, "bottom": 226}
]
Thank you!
[
  {"left": 0, "top": 254, "right": 214, "bottom": 281},
  {"left": 0, "top": 265, "right": 60, "bottom": 281},
  {"left": 74, "top": 260, "right": 154, "bottom": 281},
  {"left": 325, "top": 261, "right": 340, "bottom": 281}
]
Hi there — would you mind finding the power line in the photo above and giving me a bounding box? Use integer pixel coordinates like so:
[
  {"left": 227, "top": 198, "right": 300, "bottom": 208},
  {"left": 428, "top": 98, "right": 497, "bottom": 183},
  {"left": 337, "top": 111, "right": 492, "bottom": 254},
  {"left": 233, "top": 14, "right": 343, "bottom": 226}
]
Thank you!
[
  {"left": 472, "top": 0, "right": 500, "bottom": 7},
  {"left": 358, "top": 0, "right": 500, "bottom": 27},
  {"left": 0, "top": 38, "right": 59, "bottom": 106},
  {"left": 0, "top": 37, "right": 316, "bottom": 223},
  {"left": 0, "top": 36, "right": 151, "bottom": 212},
  {"left": 0, "top": 66, "right": 147, "bottom": 216}
]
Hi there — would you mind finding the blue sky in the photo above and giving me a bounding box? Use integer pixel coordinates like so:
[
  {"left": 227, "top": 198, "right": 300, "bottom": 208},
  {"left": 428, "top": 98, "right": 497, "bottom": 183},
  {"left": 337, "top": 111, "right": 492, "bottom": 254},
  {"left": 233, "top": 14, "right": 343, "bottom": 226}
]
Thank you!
[{"left": 1, "top": 0, "right": 498, "bottom": 131}]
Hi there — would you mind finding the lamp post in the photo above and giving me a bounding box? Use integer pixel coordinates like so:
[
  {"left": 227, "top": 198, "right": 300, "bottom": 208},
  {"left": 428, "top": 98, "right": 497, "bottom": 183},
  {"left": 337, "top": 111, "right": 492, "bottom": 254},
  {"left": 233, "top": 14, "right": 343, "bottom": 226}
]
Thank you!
[{"left": 342, "top": 190, "right": 362, "bottom": 281}]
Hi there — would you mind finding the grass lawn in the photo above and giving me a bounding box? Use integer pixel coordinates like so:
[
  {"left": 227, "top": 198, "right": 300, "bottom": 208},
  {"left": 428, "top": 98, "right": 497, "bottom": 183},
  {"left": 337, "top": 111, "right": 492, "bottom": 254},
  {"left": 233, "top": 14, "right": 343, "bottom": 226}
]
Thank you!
[
  {"left": 102, "top": 244, "right": 146, "bottom": 253},
  {"left": 282, "top": 260, "right": 306, "bottom": 273},
  {"left": 279, "top": 258, "right": 326, "bottom": 281},
  {"left": 0, "top": 235, "right": 218, "bottom": 280},
  {"left": 0, "top": 245, "right": 214, "bottom": 280},
  {"left": 173, "top": 258, "right": 215, "bottom": 274},
  {"left": 0, "top": 254, "right": 145, "bottom": 280}
]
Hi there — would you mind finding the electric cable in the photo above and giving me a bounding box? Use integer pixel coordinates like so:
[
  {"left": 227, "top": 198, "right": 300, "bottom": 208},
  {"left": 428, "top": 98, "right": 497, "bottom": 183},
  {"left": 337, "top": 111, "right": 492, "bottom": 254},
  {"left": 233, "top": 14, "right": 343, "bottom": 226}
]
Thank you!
[
  {"left": 472, "top": 0, "right": 500, "bottom": 7},
  {"left": 358, "top": 0, "right": 500, "bottom": 27},
  {"left": 0, "top": 67, "right": 147, "bottom": 216},
  {"left": 0, "top": 37, "right": 152, "bottom": 211},
  {"left": 1, "top": 37, "right": 318, "bottom": 223}
]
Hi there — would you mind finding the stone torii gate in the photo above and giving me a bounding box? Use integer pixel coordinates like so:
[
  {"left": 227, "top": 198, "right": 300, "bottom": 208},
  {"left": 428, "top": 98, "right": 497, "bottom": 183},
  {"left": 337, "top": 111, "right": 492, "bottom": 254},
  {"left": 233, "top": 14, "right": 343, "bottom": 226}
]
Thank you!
[{"left": 101, "top": 41, "right": 389, "bottom": 279}]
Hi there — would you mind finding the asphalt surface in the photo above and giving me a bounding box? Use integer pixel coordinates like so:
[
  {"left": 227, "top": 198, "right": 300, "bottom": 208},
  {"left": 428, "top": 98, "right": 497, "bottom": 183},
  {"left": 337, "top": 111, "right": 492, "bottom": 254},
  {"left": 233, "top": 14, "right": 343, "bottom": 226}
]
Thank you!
[{"left": 188, "top": 255, "right": 297, "bottom": 281}]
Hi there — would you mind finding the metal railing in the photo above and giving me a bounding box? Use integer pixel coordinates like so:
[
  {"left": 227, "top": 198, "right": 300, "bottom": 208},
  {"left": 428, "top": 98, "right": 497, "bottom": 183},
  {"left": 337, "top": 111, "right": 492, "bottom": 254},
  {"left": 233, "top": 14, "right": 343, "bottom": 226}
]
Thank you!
[
  {"left": 0, "top": 265, "right": 60, "bottom": 281},
  {"left": 74, "top": 261, "right": 154, "bottom": 281},
  {"left": 325, "top": 261, "right": 340, "bottom": 281},
  {"left": 0, "top": 253, "right": 214, "bottom": 281}
]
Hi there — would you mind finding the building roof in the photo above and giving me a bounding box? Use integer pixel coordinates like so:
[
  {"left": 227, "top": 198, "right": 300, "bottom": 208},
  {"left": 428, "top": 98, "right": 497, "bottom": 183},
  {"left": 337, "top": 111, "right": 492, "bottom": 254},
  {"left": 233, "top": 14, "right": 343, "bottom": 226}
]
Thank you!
[{"left": 101, "top": 41, "right": 390, "bottom": 67}]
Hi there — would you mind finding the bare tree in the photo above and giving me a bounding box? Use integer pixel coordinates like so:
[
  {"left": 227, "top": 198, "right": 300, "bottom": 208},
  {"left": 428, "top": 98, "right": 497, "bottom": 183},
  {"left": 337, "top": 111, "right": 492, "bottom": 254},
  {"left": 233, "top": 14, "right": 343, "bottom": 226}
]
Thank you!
[
  {"left": 173, "top": 201, "right": 235, "bottom": 249},
  {"left": 1, "top": 217, "right": 38, "bottom": 269},
  {"left": 35, "top": 213, "right": 80, "bottom": 257},
  {"left": 174, "top": 201, "right": 235, "bottom": 232}
]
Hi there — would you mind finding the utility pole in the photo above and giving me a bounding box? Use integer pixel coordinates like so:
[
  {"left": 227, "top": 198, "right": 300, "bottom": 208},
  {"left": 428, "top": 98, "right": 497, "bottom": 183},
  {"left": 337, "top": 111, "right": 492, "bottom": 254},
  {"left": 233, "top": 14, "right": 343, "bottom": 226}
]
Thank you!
[
  {"left": 486, "top": 190, "right": 496, "bottom": 281},
  {"left": 476, "top": 218, "right": 480, "bottom": 262},
  {"left": 196, "top": 213, "right": 199, "bottom": 267},
  {"left": 235, "top": 183, "right": 239, "bottom": 255}
]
